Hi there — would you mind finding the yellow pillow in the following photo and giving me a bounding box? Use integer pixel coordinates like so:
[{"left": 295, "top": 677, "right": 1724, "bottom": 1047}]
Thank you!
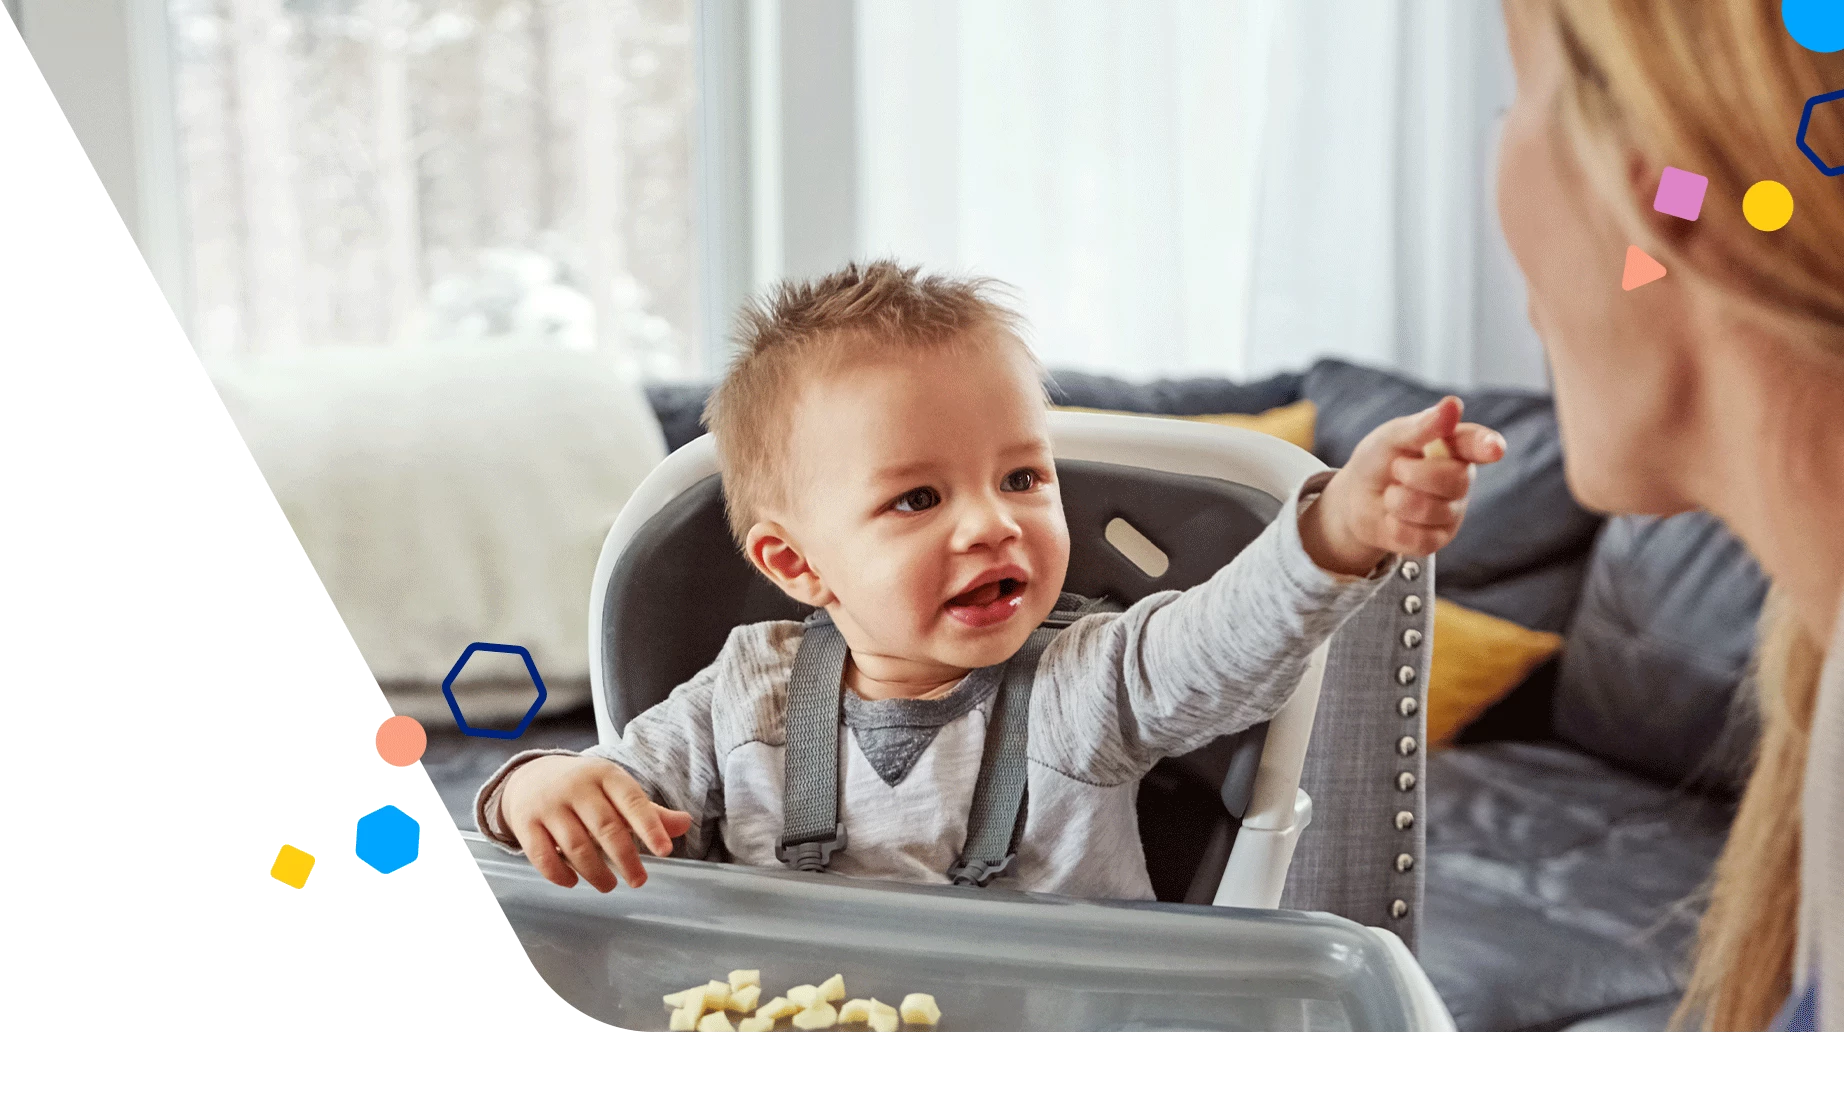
[
  {"left": 1425, "top": 600, "right": 1564, "bottom": 749},
  {"left": 1054, "top": 399, "right": 1318, "bottom": 453}
]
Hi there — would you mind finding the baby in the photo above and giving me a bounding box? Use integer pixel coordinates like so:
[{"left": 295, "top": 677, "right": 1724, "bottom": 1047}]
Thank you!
[{"left": 475, "top": 260, "right": 1503, "bottom": 901}]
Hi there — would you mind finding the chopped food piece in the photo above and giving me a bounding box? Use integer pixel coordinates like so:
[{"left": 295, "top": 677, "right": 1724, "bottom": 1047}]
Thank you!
[
  {"left": 787, "top": 984, "right": 819, "bottom": 1008},
  {"left": 790, "top": 1002, "right": 838, "bottom": 1030},
  {"left": 698, "top": 1011, "right": 736, "bottom": 1033},
  {"left": 737, "top": 1015, "right": 776, "bottom": 1032},
  {"left": 726, "top": 985, "right": 761, "bottom": 1014},
  {"left": 837, "top": 999, "right": 872, "bottom": 1025},
  {"left": 756, "top": 996, "right": 799, "bottom": 1021},
  {"left": 669, "top": 1005, "right": 700, "bottom": 1031},
  {"left": 664, "top": 984, "right": 711, "bottom": 1011},
  {"left": 817, "top": 974, "right": 846, "bottom": 1003},
  {"left": 728, "top": 970, "right": 761, "bottom": 991},
  {"left": 900, "top": 994, "right": 942, "bottom": 1026},
  {"left": 867, "top": 1000, "right": 899, "bottom": 1033},
  {"left": 703, "top": 980, "right": 732, "bottom": 1010}
]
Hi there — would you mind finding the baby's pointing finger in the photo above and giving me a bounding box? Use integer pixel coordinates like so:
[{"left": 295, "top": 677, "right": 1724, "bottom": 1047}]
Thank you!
[
  {"left": 1450, "top": 423, "right": 1506, "bottom": 464},
  {"left": 1385, "top": 396, "right": 1462, "bottom": 455},
  {"left": 1390, "top": 455, "right": 1472, "bottom": 501}
]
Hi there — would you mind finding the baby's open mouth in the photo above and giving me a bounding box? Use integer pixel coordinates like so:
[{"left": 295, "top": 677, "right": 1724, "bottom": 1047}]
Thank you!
[
  {"left": 949, "top": 577, "right": 1023, "bottom": 608},
  {"left": 945, "top": 576, "right": 1028, "bottom": 628}
]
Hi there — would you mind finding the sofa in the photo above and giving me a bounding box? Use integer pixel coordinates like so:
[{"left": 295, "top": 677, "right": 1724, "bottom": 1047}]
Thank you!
[{"left": 424, "top": 357, "right": 1766, "bottom": 1032}]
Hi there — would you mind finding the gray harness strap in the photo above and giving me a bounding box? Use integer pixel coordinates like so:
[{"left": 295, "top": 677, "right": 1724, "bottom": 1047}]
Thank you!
[
  {"left": 946, "top": 624, "right": 1054, "bottom": 885},
  {"left": 774, "top": 611, "right": 850, "bottom": 870},
  {"left": 777, "top": 594, "right": 1113, "bottom": 886}
]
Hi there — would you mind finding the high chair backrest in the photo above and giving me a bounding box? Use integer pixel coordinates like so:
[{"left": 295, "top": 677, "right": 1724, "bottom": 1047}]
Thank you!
[{"left": 587, "top": 410, "right": 1431, "bottom": 950}]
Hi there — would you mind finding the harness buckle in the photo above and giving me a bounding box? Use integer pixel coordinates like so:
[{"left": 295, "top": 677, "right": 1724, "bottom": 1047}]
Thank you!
[
  {"left": 947, "top": 853, "right": 1016, "bottom": 887},
  {"left": 776, "top": 824, "right": 848, "bottom": 871}
]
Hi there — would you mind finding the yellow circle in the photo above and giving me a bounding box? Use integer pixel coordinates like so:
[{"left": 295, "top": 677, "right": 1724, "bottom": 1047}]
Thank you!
[{"left": 1742, "top": 180, "right": 1794, "bottom": 232}]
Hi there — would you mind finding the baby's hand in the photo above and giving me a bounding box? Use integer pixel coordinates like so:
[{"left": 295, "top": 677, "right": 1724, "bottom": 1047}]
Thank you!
[
  {"left": 1299, "top": 396, "right": 1505, "bottom": 575},
  {"left": 499, "top": 755, "right": 693, "bottom": 892}
]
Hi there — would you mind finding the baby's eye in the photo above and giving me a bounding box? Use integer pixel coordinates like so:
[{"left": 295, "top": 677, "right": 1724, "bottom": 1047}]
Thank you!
[
  {"left": 892, "top": 487, "right": 941, "bottom": 513},
  {"left": 1001, "top": 468, "right": 1042, "bottom": 493}
]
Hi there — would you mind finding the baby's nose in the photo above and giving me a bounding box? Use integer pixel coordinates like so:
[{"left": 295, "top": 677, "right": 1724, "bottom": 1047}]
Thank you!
[{"left": 954, "top": 496, "right": 1023, "bottom": 547}]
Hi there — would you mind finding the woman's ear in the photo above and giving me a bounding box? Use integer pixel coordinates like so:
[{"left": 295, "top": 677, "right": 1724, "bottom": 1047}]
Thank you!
[{"left": 745, "top": 521, "right": 833, "bottom": 608}]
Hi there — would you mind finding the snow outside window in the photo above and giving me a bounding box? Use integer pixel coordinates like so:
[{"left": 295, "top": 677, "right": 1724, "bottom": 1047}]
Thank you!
[{"left": 166, "top": 0, "right": 700, "bottom": 379}]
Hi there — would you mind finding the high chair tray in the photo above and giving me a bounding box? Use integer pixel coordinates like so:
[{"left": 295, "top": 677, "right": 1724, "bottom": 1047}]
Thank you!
[{"left": 466, "top": 832, "right": 1451, "bottom": 1031}]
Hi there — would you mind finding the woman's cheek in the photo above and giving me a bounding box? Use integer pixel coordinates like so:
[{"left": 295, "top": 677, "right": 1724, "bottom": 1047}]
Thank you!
[{"left": 1496, "top": 126, "right": 1545, "bottom": 306}]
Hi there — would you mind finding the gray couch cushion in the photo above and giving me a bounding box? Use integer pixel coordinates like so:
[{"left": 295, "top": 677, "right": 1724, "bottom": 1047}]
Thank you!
[
  {"left": 1421, "top": 740, "right": 1733, "bottom": 1030},
  {"left": 1303, "top": 360, "right": 1604, "bottom": 632},
  {"left": 1046, "top": 368, "right": 1305, "bottom": 415},
  {"left": 645, "top": 383, "right": 716, "bottom": 453},
  {"left": 1552, "top": 513, "right": 1767, "bottom": 793}
]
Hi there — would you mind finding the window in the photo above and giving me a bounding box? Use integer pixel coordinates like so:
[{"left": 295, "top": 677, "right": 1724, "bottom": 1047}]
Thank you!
[{"left": 166, "top": 0, "right": 700, "bottom": 378}]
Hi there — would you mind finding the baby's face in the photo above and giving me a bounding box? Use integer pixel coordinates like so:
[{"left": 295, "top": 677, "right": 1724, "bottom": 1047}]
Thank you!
[{"left": 777, "top": 336, "right": 1070, "bottom": 676}]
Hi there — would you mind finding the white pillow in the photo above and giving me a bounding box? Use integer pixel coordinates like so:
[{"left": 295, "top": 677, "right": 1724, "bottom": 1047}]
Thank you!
[{"left": 210, "top": 341, "right": 668, "bottom": 725}]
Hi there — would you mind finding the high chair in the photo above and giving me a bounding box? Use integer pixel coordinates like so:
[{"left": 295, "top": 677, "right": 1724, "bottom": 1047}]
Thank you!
[
  {"left": 586, "top": 410, "right": 1435, "bottom": 951},
  {"left": 466, "top": 409, "right": 1451, "bottom": 1030}
]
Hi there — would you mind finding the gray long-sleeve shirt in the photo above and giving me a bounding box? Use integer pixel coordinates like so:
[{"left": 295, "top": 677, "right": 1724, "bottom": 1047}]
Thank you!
[{"left": 476, "top": 470, "right": 1391, "bottom": 901}]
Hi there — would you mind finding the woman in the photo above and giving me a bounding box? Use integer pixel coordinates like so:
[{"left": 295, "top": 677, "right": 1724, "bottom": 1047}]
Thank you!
[{"left": 1494, "top": 0, "right": 1843, "bottom": 1029}]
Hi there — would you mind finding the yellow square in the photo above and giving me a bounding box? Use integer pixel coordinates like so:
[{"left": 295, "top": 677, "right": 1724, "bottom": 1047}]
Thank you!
[{"left": 271, "top": 845, "right": 315, "bottom": 889}]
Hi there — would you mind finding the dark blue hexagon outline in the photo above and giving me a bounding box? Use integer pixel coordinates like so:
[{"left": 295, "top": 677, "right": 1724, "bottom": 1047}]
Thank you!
[
  {"left": 442, "top": 642, "right": 548, "bottom": 739},
  {"left": 1797, "top": 88, "right": 1844, "bottom": 176}
]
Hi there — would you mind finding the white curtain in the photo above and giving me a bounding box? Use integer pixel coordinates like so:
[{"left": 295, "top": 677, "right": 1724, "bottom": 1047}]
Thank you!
[{"left": 854, "top": 0, "right": 1548, "bottom": 390}]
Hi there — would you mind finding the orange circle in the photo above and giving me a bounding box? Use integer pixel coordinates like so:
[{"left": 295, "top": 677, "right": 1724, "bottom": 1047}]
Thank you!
[{"left": 375, "top": 716, "right": 427, "bottom": 766}]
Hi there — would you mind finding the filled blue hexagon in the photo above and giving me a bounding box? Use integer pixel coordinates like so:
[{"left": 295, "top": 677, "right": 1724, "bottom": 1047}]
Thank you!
[
  {"left": 356, "top": 805, "right": 420, "bottom": 874},
  {"left": 442, "top": 642, "right": 548, "bottom": 739}
]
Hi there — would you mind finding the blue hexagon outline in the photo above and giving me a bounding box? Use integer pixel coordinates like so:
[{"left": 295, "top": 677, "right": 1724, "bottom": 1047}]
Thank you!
[
  {"left": 1796, "top": 88, "right": 1844, "bottom": 176},
  {"left": 355, "top": 804, "right": 420, "bottom": 874},
  {"left": 442, "top": 641, "right": 548, "bottom": 739},
  {"left": 354, "top": 804, "right": 422, "bottom": 881}
]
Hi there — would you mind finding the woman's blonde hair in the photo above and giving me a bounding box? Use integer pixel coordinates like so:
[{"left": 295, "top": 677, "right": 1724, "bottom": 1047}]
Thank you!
[{"left": 1517, "top": 0, "right": 1844, "bottom": 1029}]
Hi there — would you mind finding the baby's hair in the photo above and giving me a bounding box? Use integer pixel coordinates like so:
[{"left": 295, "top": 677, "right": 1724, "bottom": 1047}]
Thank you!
[{"left": 701, "top": 259, "right": 1035, "bottom": 548}]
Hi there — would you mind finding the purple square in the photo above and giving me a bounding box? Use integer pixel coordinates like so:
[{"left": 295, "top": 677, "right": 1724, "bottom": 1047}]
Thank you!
[{"left": 1653, "top": 166, "right": 1708, "bottom": 221}]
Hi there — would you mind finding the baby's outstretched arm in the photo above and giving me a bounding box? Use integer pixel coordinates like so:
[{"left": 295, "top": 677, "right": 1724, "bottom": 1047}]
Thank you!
[
  {"left": 1033, "top": 397, "right": 1500, "bottom": 781},
  {"left": 497, "top": 755, "right": 691, "bottom": 892},
  {"left": 1298, "top": 395, "right": 1505, "bottom": 574}
]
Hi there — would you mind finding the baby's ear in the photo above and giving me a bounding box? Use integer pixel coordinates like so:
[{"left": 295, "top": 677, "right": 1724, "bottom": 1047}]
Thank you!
[{"left": 745, "top": 521, "right": 832, "bottom": 608}]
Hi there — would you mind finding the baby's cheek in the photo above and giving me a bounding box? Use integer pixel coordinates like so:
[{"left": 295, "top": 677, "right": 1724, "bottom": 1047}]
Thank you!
[
  {"left": 1032, "top": 508, "right": 1072, "bottom": 583},
  {"left": 883, "top": 552, "right": 944, "bottom": 629}
]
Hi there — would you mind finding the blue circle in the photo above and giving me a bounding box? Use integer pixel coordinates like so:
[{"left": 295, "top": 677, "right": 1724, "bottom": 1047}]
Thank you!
[{"left": 1784, "top": 0, "right": 1844, "bottom": 52}]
